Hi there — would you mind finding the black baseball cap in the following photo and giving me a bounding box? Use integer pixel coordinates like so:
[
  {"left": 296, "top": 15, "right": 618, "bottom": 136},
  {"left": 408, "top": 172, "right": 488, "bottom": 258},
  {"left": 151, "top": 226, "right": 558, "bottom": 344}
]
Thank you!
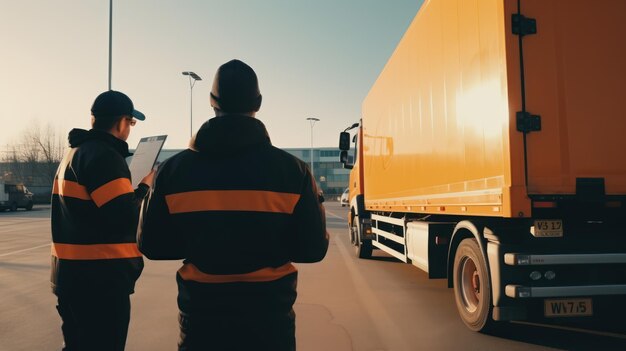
[
  {"left": 91, "top": 90, "right": 146, "bottom": 121},
  {"left": 210, "top": 59, "right": 262, "bottom": 113}
]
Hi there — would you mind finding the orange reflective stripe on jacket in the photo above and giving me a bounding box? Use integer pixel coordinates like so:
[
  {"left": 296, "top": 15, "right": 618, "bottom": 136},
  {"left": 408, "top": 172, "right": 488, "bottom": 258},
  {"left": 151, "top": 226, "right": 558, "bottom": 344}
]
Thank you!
[
  {"left": 52, "top": 180, "right": 91, "bottom": 200},
  {"left": 178, "top": 262, "right": 297, "bottom": 283},
  {"left": 91, "top": 178, "right": 134, "bottom": 207},
  {"left": 51, "top": 243, "right": 142, "bottom": 260},
  {"left": 165, "top": 190, "right": 300, "bottom": 214}
]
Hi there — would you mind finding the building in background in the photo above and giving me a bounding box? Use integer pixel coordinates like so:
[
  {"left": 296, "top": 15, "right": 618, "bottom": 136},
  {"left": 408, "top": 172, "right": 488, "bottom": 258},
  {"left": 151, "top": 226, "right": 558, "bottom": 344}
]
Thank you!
[
  {"left": 0, "top": 147, "right": 349, "bottom": 204},
  {"left": 158, "top": 147, "right": 349, "bottom": 198},
  {"left": 284, "top": 148, "right": 350, "bottom": 198}
]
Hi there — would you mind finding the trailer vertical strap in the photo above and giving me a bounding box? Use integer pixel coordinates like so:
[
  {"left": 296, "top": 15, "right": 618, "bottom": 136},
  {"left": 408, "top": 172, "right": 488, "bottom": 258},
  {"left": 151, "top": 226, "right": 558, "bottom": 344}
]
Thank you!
[{"left": 513, "top": 0, "right": 539, "bottom": 188}]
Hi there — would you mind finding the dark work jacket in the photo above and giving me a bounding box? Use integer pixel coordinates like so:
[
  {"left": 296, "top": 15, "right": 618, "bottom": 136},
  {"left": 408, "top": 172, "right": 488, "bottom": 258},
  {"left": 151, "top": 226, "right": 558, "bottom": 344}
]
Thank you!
[
  {"left": 51, "top": 129, "right": 147, "bottom": 296},
  {"left": 138, "top": 115, "right": 329, "bottom": 315}
]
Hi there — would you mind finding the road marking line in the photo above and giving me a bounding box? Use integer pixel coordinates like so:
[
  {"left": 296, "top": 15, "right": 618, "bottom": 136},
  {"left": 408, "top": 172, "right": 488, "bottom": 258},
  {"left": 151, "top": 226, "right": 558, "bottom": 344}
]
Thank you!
[
  {"left": 325, "top": 209, "right": 345, "bottom": 220},
  {"left": 513, "top": 321, "right": 626, "bottom": 340},
  {"left": 334, "top": 230, "right": 411, "bottom": 350},
  {"left": 0, "top": 243, "right": 51, "bottom": 258},
  {"left": 0, "top": 219, "right": 49, "bottom": 229}
]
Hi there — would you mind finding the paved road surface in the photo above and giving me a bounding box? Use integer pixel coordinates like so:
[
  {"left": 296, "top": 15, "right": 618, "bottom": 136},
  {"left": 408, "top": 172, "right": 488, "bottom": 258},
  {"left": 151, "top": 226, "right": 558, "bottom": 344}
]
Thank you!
[{"left": 0, "top": 204, "right": 625, "bottom": 350}]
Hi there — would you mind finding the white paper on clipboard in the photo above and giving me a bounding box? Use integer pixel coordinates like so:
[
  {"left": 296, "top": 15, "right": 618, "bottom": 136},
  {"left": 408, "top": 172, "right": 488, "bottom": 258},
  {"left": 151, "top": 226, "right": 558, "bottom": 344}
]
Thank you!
[{"left": 129, "top": 135, "right": 167, "bottom": 188}]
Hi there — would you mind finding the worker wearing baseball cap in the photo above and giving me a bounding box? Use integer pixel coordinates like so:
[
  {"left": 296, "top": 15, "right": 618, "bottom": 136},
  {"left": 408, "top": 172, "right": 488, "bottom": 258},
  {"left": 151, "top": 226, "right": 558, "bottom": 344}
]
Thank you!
[{"left": 51, "top": 90, "right": 154, "bottom": 351}]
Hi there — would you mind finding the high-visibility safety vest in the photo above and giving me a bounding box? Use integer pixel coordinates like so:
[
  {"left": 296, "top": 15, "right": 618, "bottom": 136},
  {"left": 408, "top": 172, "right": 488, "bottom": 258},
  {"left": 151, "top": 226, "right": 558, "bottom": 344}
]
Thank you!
[
  {"left": 138, "top": 115, "right": 329, "bottom": 315},
  {"left": 51, "top": 129, "right": 147, "bottom": 296}
]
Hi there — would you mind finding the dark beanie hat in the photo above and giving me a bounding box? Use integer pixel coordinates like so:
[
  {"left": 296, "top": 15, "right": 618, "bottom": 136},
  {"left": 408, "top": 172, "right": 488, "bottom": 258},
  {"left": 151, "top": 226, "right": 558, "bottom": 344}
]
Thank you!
[{"left": 210, "top": 59, "right": 262, "bottom": 113}]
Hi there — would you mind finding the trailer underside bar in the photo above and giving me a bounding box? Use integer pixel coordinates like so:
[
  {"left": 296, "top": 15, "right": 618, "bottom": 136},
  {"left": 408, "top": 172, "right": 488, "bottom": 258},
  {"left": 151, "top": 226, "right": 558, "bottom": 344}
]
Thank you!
[
  {"left": 504, "top": 253, "right": 626, "bottom": 266},
  {"left": 372, "top": 228, "right": 404, "bottom": 245},
  {"left": 372, "top": 241, "right": 408, "bottom": 263},
  {"left": 371, "top": 214, "right": 405, "bottom": 226},
  {"left": 505, "top": 284, "right": 626, "bottom": 298}
]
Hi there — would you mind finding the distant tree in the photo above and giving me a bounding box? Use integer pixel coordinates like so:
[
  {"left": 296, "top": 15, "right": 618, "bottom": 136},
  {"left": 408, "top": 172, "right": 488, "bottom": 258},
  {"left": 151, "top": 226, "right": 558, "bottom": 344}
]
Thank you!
[
  {"left": 2, "top": 144, "right": 26, "bottom": 182},
  {"left": 1, "top": 122, "right": 66, "bottom": 185},
  {"left": 27, "top": 123, "right": 66, "bottom": 181}
]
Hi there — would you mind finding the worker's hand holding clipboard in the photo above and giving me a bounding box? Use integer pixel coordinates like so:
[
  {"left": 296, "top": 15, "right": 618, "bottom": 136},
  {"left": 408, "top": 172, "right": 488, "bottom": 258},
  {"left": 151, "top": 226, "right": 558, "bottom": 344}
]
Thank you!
[{"left": 128, "top": 135, "right": 167, "bottom": 188}]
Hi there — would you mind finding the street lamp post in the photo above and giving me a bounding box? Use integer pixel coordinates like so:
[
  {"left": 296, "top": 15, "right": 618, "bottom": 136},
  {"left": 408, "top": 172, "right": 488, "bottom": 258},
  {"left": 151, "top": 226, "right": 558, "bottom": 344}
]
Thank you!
[
  {"left": 306, "top": 117, "right": 320, "bottom": 177},
  {"left": 182, "top": 71, "right": 202, "bottom": 138},
  {"left": 108, "top": 0, "right": 113, "bottom": 90}
]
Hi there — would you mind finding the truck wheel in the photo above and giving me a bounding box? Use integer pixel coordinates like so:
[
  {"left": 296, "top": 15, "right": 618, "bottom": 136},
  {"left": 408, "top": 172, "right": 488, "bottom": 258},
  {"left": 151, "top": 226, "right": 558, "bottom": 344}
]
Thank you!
[
  {"left": 355, "top": 237, "right": 372, "bottom": 259},
  {"left": 10, "top": 203, "right": 17, "bottom": 212},
  {"left": 453, "top": 238, "right": 493, "bottom": 332},
  {"left": 25, "top": 202, "right": 33, "bottom": 211},
  {"left": 354, "top": 223, "right": 372, "bottom": 259},
  {"left": 349, "top": 219, "right": 357, "bottom": 245}
]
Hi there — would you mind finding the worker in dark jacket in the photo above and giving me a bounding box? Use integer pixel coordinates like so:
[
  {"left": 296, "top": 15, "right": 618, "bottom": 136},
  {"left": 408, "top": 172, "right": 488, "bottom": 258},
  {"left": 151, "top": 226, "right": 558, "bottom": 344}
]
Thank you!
[
  {"left": 138, "top": 59, "right": 329, "bottom": 351},
  {"left": 51, "top": 90, "right": 154, "bottom": 351}
]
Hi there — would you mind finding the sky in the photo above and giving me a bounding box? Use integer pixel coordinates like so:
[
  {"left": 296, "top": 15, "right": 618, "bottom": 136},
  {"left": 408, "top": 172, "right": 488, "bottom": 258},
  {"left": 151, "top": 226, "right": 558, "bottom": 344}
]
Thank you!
[{"left": 0, "top": 0, "right": 423, "bottom": 153}]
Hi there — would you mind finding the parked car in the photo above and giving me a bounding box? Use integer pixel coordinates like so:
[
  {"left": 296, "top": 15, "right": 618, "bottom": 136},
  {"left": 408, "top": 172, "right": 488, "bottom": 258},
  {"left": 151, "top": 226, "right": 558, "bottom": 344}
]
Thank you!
[
  {"left": 340, "top": 188, "right": 349, "bottom": 207},
  {"left": 0, "top": 182, "right": 34, "bottom": 211}
]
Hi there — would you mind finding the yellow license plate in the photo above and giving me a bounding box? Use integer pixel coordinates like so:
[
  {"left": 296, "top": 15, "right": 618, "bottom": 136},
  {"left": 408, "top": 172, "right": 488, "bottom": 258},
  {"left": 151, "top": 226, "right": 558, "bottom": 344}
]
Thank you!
[
  {"left": 544, "top": 298, "right": 593, "bottom": 317},
  {"left": 532, "top": 220, "right": 563, "bottom": 237}
]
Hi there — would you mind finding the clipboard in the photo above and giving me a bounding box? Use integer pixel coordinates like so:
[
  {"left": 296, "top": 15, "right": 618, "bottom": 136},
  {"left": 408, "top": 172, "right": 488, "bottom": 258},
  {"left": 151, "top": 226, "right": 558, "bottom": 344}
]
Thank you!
[{"left": 129, "top": 135, "right": 167, "bottom": 188}]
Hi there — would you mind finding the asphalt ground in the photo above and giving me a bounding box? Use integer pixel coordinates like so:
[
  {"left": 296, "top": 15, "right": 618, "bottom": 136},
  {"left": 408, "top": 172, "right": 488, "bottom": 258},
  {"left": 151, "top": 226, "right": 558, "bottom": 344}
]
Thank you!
[{"left": 0, "top": 203, "right": 625, "bottom": 350}]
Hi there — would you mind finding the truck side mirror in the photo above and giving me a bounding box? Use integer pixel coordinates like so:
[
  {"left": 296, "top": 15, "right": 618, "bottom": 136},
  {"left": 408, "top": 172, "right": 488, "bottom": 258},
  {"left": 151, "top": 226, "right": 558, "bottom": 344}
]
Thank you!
[
  {"left": 339, "top": 132, "right": 351, "bottom": 151},
  {"left": 340, "top": 150, "right": 353, "bottom": 169}
]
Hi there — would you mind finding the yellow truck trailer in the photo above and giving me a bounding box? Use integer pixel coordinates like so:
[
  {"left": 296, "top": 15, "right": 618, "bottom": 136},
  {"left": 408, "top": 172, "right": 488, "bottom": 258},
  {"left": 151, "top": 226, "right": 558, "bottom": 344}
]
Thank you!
[{"left": 339, "top": 0, "right": 626, "bottom": 331}]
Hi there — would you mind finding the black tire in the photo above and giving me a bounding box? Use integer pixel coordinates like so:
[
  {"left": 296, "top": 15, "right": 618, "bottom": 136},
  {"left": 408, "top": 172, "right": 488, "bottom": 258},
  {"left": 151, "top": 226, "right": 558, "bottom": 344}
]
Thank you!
[
  {"left": 349, "top": 217, "right": 358, "bottom": 245},
  {"left": 353, "top": 221, "right": 372, "bottom": 259},
  {"left": 356, "top": 238, "right": 373, "bottom": 259},
  {"left": 453, "top": 238, "right": 494, "bottom": 332},
  {"left": 25, "top": 202, "right": 33, "bottom": 211},
  {"left": 10, "top": 203, "right": 17, "bottom": 212}
]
